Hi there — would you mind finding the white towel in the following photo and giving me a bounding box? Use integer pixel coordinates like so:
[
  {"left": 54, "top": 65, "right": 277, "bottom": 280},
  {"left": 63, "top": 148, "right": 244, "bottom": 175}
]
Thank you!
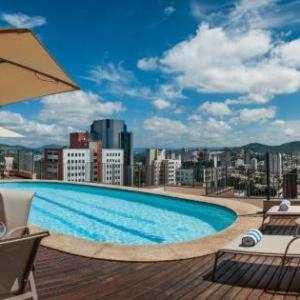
[
  {"left": 279, "top": 199, "right": 291, "bottom": 211},
  {"left": 242, "top": 229, "right": 262, "bottom": 247}
]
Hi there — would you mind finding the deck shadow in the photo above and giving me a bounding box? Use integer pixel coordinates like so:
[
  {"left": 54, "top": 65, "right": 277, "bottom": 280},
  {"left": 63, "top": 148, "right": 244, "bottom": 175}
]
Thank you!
[{"left": 204, "top": 258, "right": 300, "bottom": 294}]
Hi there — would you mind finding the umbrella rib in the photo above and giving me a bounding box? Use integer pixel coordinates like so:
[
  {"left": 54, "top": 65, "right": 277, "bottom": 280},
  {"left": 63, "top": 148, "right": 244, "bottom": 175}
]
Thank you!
[{"left": 0, "top": 57, "right": 79, "bottom": 90}]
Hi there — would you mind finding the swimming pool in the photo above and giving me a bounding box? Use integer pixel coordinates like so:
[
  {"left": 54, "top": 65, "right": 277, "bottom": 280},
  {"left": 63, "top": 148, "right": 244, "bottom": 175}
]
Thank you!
[{"left": 0, "top": 182, "right": 237, "bottom": 245}]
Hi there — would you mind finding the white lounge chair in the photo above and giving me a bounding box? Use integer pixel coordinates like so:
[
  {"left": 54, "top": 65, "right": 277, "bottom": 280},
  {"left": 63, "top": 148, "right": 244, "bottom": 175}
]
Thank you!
[
  {"left": 262, "top": 205, "right": 300, "bottom": 231},
  {"left": 0, "top": 189, "right": 35, "bottom": 238},
  {"left": 212, "top": 234, "right": 300, "bottom": 290},
  {"left": 0, "top": 231, "right": 49, "bottom": 300}
]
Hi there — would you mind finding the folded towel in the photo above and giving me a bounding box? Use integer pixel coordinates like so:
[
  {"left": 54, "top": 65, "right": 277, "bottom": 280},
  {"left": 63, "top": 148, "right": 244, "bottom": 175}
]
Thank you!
[
  {"left": 279, "top": 199, "right": 291, "bottom": 211},
  {"left": 242, "top": 229, "right": 262, "bottom": 247}
]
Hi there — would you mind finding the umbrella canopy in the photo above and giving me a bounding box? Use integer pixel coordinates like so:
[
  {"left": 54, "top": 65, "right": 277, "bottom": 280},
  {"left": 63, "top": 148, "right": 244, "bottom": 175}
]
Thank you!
[
  {"left": 0, "top": 126, "right": 24, "bottom": 138},
  {"left": 0, "top": 28, "right": 79, "bottom": 106}
]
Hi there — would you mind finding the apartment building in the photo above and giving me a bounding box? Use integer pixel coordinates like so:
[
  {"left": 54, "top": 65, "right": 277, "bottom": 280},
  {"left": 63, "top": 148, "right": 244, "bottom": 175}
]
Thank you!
[
  {"left": 44, "top": 148, "right": 63, "bottom": 180},
  {"left": 63, "top": 149, "right": 91, "bottom": 182},
  {"left": 145, "top": 148, "right": 181, "bottom": 186},
  {"left": 102, "top": 149, "right": 124, "bottom": 185},
  {"left": 176, "top": 168, "right": 194, "bottom": 185}
]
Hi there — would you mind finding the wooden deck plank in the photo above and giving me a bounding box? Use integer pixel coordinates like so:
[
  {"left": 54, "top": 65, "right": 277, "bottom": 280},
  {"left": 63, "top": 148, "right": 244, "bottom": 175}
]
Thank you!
[{"left": 26, "top": 217, "right": 300, "bottom": 300}]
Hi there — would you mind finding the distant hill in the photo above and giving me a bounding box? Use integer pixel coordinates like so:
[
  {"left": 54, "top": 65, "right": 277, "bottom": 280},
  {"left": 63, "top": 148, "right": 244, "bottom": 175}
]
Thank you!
[
  {"left": 0, "top": 143, "right": 65, "bottom": 153},
  {"left": 237, "top": 141, "right": 300, "bottom": 154}
]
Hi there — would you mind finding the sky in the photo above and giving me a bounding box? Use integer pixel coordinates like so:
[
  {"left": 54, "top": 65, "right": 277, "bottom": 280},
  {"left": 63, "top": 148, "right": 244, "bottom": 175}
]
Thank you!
[{"left": 1, "top": 0, "right": 300, "bottom": 148}]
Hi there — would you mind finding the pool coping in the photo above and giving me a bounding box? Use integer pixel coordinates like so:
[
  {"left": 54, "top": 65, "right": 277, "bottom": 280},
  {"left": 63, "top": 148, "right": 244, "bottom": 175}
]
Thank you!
[{"left": 2, "top": 180, "right": 262, "bottom": 262}]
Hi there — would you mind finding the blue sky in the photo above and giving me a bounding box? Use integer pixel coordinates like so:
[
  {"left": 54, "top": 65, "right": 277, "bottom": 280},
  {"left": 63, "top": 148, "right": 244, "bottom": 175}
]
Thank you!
[{"left": 1, "top": 0, "right": 300, "bottom": 148}]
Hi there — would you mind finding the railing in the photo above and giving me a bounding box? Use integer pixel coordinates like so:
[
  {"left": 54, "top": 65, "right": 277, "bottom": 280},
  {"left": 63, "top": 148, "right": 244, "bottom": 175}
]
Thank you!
[{"left": 0, "top": 150, "right": 299, "bottom": 199}]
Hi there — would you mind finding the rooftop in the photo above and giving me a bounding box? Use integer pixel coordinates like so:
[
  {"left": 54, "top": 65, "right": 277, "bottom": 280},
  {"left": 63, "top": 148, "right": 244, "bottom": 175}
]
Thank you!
[{"left": 35, "top": 218, "right": 298, "bottom": 299}]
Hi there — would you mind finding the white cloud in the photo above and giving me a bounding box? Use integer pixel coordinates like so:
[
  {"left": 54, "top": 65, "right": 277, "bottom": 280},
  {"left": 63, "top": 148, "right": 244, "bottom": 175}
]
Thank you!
[
  {"left": 137, "top": 57, "right": 159, "bottom": 71},
  {"left": 272, "top": 119, "right": 286, "bottom": 126},
  {"left": 189, "top": 118, "right": 231, "bottom": 141},
  {"left": 142, "top": 116, "right": 231, "bottom": 147},
  {"left": 153, "top": 98, "right": 171, "bottom": 110},
  {"left": 1, "top": 13, "right": 46, "bottom": 28},
  {"left": 164, "top": 6, "right": 176, "bottom": 16},
  {"left": 158, "top": 84, "right": 185, "bottom": 99},
  {"left": 159, "top": 23, "right": 300, "bottom": 104},
  {"left": 188, "top": 114, "right": 202, "bottom": 121},
  {"left": 274, "top": 39, "right": 300, "bottom": 68},
  {"left": 84, "top": 62, "right": 134, "bottom": 84},
  {"left": 84, "top": 62, "right": 152, "bottom": 99},
  {"left": 39, "top": 90, "right": 124, "bottom": 126},
  {"left": 140, "top": 0, "right": 300, "bottom": 106},
  {"left": 199, "top": 101, "right": 231, "bottom": 116},
  {"left": 0, "top": 111, "right": 74, "bottom": 147},
  {"left": 144, "top": 116, "right": 187, "bottom": 137},
  {"left": 236, "top": 107, "right": 276, "bottom": 123}
]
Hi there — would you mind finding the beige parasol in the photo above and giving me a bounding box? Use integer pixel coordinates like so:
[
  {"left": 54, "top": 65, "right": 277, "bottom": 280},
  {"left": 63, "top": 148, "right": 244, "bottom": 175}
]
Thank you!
[
  {"left": 0, "top": 126, "right": 24, "bottom": 138},
  {"left": 0, "top": 28, "right": 79, "bottom": 106}
]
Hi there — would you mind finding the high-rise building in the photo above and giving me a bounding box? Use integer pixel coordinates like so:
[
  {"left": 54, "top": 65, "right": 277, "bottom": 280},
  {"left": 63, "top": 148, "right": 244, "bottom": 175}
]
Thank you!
[
  {"left": 91, "top": 119, "right": 133, "bottom": 185},
  {"left": 145, "top": 148, "right": 181, "bottom": 186},
  {"left": 268, "top": 153, "right": 282, "bottom": 177},
  {"left": 244, "top": 151, "right": 251, "bottom": 166},
  {"left": 44, "top": 148, "right": 63, "bottom": 180},
  {"left": 102, "top": 149, "right": 124, "bottom": 185},
  {"left": 250, "top": 158, "right": 258, "bottom": 171},
  {"left": 63, "top": 148, "right": 92, "bottom": 182}
]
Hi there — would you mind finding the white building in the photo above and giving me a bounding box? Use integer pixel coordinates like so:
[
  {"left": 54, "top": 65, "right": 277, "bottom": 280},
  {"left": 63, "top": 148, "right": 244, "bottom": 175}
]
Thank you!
[
  {"left": 145, "top": 148, "right": 181, "bottom": 186},
  {"left": 163, "top": 159, "right": 182, "bottom": 185},
  {"left": 250, "top": 158, "right": 258, "bottom": 171},
  {"left": 102, "top": 149, "right": 124, "bottom": 185},
  {"left": 63, "top": 148, "right": 92, "bottom": 182},
  {"left": 235, "top": 159, "right": 245, "bottom": 168},
  {"left": 176, "top": 168, "right": 194, "bottom": 185}
]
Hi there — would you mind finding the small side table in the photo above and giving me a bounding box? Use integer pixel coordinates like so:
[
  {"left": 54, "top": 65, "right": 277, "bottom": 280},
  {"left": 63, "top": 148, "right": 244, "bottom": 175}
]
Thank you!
[{"left": 295, "top": 218, "right": 300, "bottom": 236}]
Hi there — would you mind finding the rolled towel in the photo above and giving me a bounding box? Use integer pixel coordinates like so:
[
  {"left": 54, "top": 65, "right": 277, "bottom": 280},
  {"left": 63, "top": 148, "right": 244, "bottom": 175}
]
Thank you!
[
  {"left": 241, "top": 229, "right": 262, "bottom": 247},
  {"left": 279, "top": 199, "right": 291, "bottom": 211}
]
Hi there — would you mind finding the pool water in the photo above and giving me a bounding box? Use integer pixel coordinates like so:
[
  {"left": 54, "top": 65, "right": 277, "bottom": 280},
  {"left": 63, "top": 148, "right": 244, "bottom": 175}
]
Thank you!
[{"left": 0, "top": 182, "right": 237, "bottom": 245}]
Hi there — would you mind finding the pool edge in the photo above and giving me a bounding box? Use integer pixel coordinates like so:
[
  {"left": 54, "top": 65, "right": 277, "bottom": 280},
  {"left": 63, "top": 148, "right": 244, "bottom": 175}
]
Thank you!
[{"left": 3, "top": 179, "right": 262, "bottom": 262}]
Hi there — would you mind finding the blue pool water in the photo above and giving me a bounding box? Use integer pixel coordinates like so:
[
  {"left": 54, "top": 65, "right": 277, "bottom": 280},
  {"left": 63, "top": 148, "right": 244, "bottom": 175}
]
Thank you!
[{"left": 0, "top": 182, "right": 237, "bottom": 245}]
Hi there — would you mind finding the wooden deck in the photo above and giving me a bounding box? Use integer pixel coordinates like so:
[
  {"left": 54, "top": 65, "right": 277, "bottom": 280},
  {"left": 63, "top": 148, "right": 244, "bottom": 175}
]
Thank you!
[{"left": 34, "top": 218, "right": 300, "bottom": 300}]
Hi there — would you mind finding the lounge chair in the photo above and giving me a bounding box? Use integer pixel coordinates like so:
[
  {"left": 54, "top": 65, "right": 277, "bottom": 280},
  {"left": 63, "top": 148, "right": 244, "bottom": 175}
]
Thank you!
[
  {"left": 212, "top": 234, "right": 300, "bottom": 290},
  {"left": 0, "top": 231, "right": 49, "bottom": 300},
  {"left": 262, "top": 205, "right": 300, "bottom": 231},
  {"left": 0, "top": 189, "right": 35, "bottom": 238}
]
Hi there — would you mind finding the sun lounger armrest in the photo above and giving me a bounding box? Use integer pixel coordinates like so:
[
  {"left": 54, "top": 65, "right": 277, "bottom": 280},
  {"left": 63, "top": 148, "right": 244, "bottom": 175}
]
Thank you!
[
  {"left": 284, "top": 236, "right": 300, "bottom": 257},
  {"left": 4, "top": 226, "right": 29, "bottom": 239}
]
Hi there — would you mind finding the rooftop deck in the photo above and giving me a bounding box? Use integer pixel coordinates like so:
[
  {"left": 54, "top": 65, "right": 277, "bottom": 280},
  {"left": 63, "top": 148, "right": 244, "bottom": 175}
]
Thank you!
[{"left": 34, "top": 218, "right": 300, "bottom": 299}]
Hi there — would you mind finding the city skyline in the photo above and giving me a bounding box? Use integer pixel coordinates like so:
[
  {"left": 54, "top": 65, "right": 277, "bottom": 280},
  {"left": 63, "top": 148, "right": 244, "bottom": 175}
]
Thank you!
[{"left": 1, "top": 0, "right": 300, "bottom": 148}]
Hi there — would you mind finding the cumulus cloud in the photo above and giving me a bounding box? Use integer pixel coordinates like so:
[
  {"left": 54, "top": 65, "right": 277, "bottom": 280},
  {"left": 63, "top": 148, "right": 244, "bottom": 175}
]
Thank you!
[
  {"left": 153, "top": 98, "right": 171, "bottom": 110},
  {"left": 159, "top": 23, "right": 300, "bottom": 104},
  {"left": 142, "top": 116, "right": 231, "bottom": 147},
  {"left": 1, "top": 13, "right": 46, "bottom": 28},
  {"left": 135, "top": 0, "right": 300, "bottom": 107},
  {"left": 164, "top": 6, "right": 176, "bottom": 16},
  {"left": 137, "top": 57, "right": 159, "bottom": 71},
  {"left": 199, "top": 101, "right": 231, "bottom": 116},
  {"left": 158, "top": 84, "right": 185, "bottom": 99},
  {"left": 39, "top": 90, "right": 124, "bottom": 126},
  {"left": 274, "top": 39, "right": 300, "bottom": 68},
  {"left": 234, "top": 107, "right": 276, "bottom": 123},
  {"left": 0, "top": 111, "right": 74, "bottom": 147},
  {"left": 143, "top": 116, "right": 187, "bottom": 138}
]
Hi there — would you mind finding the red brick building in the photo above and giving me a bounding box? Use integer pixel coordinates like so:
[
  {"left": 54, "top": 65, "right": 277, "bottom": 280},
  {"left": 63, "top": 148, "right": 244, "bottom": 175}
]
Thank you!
[
  {"left": 69, "top": 132, "right": 90, "bottom": 148},
  {"left": 44, "top": 148, "right": 63, "bottom": 180}
]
